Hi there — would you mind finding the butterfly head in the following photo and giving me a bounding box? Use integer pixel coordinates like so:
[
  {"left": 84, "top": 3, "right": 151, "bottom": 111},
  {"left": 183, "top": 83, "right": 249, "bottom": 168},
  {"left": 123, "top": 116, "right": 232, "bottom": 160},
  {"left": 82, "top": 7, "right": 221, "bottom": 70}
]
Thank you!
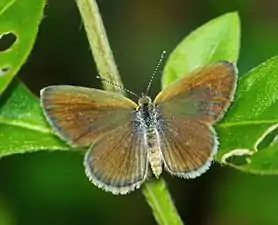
[{"left": 138, "top": 94, "right": 152, "bottom": 107}]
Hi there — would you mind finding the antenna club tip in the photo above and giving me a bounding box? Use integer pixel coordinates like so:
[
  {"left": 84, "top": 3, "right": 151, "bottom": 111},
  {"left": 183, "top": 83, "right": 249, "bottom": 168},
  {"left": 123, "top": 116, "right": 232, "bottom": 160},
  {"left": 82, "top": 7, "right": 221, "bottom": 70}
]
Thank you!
[{"left": 96, "top": 76, "right": 105, "bottom": 81}]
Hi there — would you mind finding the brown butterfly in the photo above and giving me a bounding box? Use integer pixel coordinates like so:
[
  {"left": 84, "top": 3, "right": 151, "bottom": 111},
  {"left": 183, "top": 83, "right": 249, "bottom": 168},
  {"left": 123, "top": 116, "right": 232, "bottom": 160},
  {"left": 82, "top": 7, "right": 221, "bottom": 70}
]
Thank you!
[{"left": 40, "top": 61, "right": 237, "bottom": 194}]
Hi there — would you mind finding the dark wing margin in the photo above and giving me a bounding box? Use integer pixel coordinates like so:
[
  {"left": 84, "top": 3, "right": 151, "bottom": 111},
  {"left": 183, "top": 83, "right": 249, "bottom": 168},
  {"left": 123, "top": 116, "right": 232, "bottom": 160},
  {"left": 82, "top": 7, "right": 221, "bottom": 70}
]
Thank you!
[
  {"left": 158, "top": 119, "right": 217, "bottom": 178},
  {"left": 84, "top": 122, "right": 148, "bottom": 194},
  {"left": 40, "top": 85, "right": 138, "bottom": 146},
  {"left": 154, "top": 61, "right": 237, "bottom": 123}
]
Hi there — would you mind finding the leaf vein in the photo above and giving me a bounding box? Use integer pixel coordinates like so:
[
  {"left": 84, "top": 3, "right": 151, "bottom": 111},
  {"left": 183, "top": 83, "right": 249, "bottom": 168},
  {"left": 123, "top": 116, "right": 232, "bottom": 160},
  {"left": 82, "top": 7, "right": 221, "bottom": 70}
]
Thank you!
[
  {"left": 0, "top": 0, "right": 17, "bottom": 16},
  {"left": 218, "top": 120, "right": 278, "bottom": 128},
  {"left": 0, "top": 117, "right": 54, "bottom": 134}
]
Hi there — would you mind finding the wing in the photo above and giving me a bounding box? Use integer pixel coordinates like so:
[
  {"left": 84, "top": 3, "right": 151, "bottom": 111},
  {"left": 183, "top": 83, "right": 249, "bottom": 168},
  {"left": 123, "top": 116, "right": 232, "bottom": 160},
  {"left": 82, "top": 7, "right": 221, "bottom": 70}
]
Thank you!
[
  {"left": 40, "top": 85, "right": 138, "bottom": 146},
  {"left": 155, "top": 61, "right": 237, "bottom": 123},
  {"left": 157, "top": 118, "right": 217, "bottom": 178},
  {"left": 154, "top": 61, "right": 237, "bottom": 177},
  {"left": 84, "top": 121, "right": 148, "bottom": 194}
]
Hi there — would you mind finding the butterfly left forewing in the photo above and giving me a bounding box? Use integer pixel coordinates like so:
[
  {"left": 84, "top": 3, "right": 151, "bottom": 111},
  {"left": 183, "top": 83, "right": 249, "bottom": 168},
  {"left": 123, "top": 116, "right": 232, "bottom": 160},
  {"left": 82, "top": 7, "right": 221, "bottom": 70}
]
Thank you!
[{"left": 41, "top": 85, "right": 137, "bottom": 146}]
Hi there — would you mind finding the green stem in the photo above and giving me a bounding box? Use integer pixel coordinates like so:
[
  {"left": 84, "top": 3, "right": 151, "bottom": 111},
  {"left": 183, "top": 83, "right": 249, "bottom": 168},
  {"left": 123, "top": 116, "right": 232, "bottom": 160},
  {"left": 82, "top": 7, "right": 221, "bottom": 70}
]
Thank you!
[
  {"left": 76, "top": 0, "right": 123, "bottom": 94},
  {"left": 143, "top": 179, "right": 184, "bottom": 225},
  {"left": 76, "top": 0, "right": 183, "bottom": 224}
]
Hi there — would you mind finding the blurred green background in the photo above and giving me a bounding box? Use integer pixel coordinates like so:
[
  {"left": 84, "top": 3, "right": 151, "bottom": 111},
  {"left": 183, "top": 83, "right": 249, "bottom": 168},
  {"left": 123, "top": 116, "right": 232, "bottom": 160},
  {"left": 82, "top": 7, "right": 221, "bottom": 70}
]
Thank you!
[{"left": 1, "top": 0, "right": 278, "bottom": 225}]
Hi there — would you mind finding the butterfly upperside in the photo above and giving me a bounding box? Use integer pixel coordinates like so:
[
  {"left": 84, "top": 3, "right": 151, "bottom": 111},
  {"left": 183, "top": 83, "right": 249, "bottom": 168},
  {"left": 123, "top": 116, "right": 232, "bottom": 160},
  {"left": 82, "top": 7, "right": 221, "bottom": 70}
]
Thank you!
[{"left": 40, "top": 60, "right": 237, "bottom": 194}]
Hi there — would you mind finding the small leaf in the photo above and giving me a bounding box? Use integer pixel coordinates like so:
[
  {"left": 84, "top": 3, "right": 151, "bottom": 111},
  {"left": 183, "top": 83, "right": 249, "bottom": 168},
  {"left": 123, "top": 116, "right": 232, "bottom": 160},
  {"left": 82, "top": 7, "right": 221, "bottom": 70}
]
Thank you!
[
  {"left": 0, "top": 0, "right": 45, "bottom": 94},
  {"left": 162, "top": 12, "right": 240, "bottom": 86},
  {"left": 216, "top": 56, "right": 278, "bottom": 174},
  {"left": 0, "top": 80, "right": 70, "bottom": 157}
]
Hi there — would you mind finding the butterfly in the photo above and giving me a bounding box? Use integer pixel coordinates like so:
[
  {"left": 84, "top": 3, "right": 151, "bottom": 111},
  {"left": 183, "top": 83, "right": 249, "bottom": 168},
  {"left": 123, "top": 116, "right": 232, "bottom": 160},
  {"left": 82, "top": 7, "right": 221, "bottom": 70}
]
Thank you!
[{"left": 40, "top": 60, "right": 237, "bottom": 195}]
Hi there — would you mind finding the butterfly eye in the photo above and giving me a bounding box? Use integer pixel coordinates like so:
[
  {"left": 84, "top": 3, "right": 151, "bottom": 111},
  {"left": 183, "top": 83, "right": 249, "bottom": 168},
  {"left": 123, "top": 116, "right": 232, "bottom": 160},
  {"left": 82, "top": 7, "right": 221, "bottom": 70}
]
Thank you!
[{"left": 138, "top": 95, "right": 152, "bottom": 106}]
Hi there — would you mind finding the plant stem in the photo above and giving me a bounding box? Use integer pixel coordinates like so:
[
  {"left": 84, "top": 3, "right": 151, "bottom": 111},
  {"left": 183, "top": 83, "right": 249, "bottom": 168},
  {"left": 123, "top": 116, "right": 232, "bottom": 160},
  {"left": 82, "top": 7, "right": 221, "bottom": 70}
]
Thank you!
[
  {"left": 76, "top": 0, "right": 123, "bottom": 93},
  {"left": 143, "top": 179, "right": 184, "bottom": 225},
  {"left": 76, "top": 0, "right": 183, "bottom": 224}
]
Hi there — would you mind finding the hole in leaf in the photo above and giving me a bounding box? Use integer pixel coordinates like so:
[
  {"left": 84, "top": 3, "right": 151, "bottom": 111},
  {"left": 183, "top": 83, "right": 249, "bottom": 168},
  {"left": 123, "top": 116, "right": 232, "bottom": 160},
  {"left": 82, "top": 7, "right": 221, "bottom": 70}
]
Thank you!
[
  {"left": 0, "top": 67, "right": 10, "bottom": 76},
  {"left": 225, "top": 154, "right": 251, "bottom": 166},
  {"left": 257, "top": 126, "right": 278, "bottom": 150},
  {"left": 0, "top": 33, "right": 17, "bottom": 51}
]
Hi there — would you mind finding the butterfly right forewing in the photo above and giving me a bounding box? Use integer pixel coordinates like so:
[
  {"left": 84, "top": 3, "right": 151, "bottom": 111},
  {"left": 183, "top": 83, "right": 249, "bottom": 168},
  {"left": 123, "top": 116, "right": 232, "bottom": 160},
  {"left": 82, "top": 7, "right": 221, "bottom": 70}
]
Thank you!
[{"left": 155, "top": 61, "right": 237, "bottom": 123}]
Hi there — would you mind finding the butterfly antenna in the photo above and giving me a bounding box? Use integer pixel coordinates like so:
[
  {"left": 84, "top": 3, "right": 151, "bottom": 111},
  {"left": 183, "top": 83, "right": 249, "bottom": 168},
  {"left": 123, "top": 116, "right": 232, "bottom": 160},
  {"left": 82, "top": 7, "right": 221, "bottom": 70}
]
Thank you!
[
  {"left": 145, "top": 50, "right": 167, "bottom": 95},
  {"left": 96, "top": 76, "right": 139, "bottom": 98}
]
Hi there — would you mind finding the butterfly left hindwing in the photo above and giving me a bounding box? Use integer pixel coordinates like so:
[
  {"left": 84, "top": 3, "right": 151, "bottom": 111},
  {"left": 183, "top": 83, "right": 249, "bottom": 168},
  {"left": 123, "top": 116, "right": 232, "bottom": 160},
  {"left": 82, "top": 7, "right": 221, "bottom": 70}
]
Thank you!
[{"left": 84, "top": 120, "right": 149, "bottom": 195}]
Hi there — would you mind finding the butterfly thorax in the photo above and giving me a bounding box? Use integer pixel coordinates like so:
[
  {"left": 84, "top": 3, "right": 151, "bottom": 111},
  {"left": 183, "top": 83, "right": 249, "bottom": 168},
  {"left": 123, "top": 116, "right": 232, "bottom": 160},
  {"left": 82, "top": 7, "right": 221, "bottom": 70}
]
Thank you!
[{"left": 136, "top": 95, "right": 162, "bottom": 178}]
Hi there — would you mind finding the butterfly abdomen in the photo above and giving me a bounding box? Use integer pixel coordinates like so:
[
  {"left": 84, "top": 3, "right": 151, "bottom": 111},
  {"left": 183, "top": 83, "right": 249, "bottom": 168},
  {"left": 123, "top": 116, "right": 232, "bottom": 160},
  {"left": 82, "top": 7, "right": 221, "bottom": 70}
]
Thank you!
[{"left": 146, "top": 127, "right": 162, "bottom": 178}]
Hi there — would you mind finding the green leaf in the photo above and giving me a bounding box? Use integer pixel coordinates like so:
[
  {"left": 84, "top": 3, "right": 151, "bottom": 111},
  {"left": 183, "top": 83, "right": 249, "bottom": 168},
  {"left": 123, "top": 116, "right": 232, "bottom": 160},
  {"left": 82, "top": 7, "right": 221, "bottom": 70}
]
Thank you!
[
  {"left": 0, "top": 0, "right": 45, "bottom": 94},
  {"left": 162, "top": 12, "right": 240, "bottom": 86},
  {"left": 0, "top": 80, "right": 69, "bottom": 157},
  {"left": 216, "top": 56, "right": 278, "bottom": 174}
]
